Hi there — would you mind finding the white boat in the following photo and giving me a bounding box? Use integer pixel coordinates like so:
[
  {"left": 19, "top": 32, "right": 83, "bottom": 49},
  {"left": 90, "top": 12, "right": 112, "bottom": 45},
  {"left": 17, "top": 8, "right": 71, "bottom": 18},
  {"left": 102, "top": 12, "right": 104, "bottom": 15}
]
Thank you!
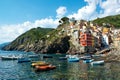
[
  {"left": 80, "top": 56, "right": 91, "bottom": 60},
  {"left": 1, "top": 55, "right": 21, "bottom": 60},
  {"left": 91, "top": 54, "right": 103, "bottom": 57},
  {"left": 83, "top": 59, "right": 94, "bottom": 63},
  {"left": 91, "top": 60, "right": 104, "bottom": 65},
  {"left": 66, "top": 55, "right": 80, "bottom": 62},
  {"left": 28, "top": 54, "right": 39, "bottom": 58}
]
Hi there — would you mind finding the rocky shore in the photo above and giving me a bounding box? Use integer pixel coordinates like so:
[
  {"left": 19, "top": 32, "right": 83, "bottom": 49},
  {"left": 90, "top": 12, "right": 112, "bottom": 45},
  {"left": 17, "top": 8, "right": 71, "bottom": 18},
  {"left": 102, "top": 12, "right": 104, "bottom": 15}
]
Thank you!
[{"left": 104, "top": 48, "right": 120, "bottom": 62}]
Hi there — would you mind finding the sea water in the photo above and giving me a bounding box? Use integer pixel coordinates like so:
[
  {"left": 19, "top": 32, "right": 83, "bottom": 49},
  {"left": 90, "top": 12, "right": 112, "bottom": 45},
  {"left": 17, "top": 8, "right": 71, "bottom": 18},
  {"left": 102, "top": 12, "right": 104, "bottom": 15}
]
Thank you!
[{"left": 0, "top": 50, "right": 120, "bottom": 80}]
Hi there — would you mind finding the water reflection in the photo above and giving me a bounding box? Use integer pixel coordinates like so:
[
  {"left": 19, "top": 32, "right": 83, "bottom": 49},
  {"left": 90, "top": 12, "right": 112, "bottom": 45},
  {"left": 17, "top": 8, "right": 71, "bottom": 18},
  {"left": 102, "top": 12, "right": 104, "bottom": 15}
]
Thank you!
[{"left": 0, "top": 51, "right": 120, "bottom": 80}]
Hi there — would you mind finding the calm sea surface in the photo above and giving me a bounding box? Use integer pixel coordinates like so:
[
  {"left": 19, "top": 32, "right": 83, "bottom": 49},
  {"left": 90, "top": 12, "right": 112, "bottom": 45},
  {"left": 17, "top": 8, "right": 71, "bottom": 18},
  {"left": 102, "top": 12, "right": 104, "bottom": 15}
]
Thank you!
[{"left": 0, "top": 50, "right": 120, "bottom": 80}]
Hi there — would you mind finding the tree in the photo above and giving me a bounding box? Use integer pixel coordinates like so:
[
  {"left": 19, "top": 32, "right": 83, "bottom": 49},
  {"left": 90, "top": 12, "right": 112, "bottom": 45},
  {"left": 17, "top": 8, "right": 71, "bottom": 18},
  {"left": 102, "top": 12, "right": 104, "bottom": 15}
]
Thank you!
[{"left": 60, "top": 17, "right": 69, "bottom": 24}]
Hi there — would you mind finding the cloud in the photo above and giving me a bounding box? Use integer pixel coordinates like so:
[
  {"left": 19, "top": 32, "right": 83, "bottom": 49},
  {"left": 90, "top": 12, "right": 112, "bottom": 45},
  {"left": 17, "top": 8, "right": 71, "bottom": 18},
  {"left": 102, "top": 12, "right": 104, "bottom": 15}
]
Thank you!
[
  {"left": 99, "top": 0, "right": 120, "bottom": 17},
  {"left": 56, "top": 6, "right": 67, "bottom": 18},
  {"left": 0, "top": 18, "right": 59, "bottom": 43},
  {"left": 0, "top": 0, "right": 120, "bottom": 43},
  {"left": 68, "top": 0, "right": 99, "bottom": 20},
  {"left": 68, "top": 0, "right": 120, "bottom": 20},
  {"left": 116, "top": 8, "right": 120, "bottom": 13},
  {"left": 34, "top": 18, "right": 59, "bottom": 28}
]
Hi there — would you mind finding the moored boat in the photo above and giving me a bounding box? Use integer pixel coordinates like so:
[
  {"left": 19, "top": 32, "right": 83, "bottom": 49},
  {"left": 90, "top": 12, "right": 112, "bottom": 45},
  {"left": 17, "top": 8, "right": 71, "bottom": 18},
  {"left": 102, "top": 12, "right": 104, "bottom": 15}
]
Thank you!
[
  {"left": 68, "top": 58, "right": 79, "bottom": 62},
  {"left": 80, "top": 56, "right": 91, "bottom": 60},
  {"left": 91, "top": 60, "right": 104, "bottom": 65},
  {"left": 83, "top": 59, "right": 94, "bottom": 63},
  {"left": 35, "top": 65, "right": 56, "bottom": 71},
  {"left": 1, "top": 55, "right": 21, "bottom": 60},
  {"left": 91, "top": 54, "right": 103, "bottom": 57},
  {"left": 31, "top": 61, "right": 49, "bottom": 67},
  {"left": 28, "top": 54, "right": 39, "bottom": 58}
]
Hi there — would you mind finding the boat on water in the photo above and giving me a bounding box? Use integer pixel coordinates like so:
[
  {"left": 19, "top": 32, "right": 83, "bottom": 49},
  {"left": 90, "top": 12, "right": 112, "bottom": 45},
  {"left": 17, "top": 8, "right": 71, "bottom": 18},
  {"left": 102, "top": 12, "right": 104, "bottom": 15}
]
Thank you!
[
  {"left": 35, "top": 65, "right": 56, "bottom": 71},
  {"left": 28, "top": 54, "right": 39, "bottom": 58},
  {"left": 1, "top": 55, "right": 21, "bottom": 60},
  {"left": 83, "top": 59, "right": 94, "bottom": 63},
  {"left": 67, "top": 55, "right": 80, "bottom": 62},
  {"left": 31, "top": 61, "right": 49, "bottom": 67},
  {"left": 80, "top": 56, "right": 91, "bottom": 60},
  {"left": 68, "top": 58, "right": 80, "bottom": 62},
  {"left": 18, "top": 58, "right": 31, "bottom": 63},
  {"left": 91, "top": 54, "right": 103, "bottom": 57},
  {"left": 91, "top": 60, "right": 104, "bottom": 65}
]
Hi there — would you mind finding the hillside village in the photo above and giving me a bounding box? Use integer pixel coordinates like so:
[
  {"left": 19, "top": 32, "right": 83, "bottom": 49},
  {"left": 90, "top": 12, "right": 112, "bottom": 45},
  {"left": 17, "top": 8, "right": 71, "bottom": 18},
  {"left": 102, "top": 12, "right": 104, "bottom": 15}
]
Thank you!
[
  {"left": 3, "top": 15, "right": 120, "bottom": 60},
  {"left": 60, "top": 17, "right": 120, "bottom": 55}
]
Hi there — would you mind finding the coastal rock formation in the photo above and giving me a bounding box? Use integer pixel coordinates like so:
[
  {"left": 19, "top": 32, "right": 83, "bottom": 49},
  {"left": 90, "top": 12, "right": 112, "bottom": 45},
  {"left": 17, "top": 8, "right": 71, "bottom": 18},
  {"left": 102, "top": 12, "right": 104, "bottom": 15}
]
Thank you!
[
  {"left": 3, "top": 15, "right": 120, "bottom": 55},
  {"left": 3, "top": 17, "right": 71, "bottom": 53}
]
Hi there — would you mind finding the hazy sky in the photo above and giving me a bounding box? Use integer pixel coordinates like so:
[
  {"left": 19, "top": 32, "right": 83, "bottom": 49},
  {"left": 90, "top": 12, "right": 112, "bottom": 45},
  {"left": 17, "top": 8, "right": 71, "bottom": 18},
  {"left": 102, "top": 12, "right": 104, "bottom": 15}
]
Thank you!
[{"left": 0, "top": 0, "right": 120, "bottom": 43}]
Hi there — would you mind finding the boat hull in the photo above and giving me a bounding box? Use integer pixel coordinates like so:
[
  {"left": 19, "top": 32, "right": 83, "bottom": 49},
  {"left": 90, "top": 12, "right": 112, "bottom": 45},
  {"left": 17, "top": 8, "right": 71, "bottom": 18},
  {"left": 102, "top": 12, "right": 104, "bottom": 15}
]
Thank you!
[
  {"left": 68, "top": 58, "right": 79, "bottom": 62},
  {"left": 35, "top": 65, "right": 56, "bottom": 71},
  {"left": 83, "top": 59, "right": 94, "bottom": 63},
  {"left": 91, "top": 60, "right": 104, "bottom": 65},
  {"left": 31, "top": 61, "right": 49, "bottom": 67},
  {"left": 1, "top": 56, "right": 19, "bottom": 60}
]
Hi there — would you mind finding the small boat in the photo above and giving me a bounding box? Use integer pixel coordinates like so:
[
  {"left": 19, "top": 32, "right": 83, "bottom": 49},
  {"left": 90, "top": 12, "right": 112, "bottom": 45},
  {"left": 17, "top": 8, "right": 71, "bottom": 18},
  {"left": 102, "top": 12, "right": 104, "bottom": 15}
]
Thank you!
[
  {"left": 68, "top": 58, "right": 79, "bottom": 62},
  {"left": 18, "top": 58, "right": 31, "bottom": 63},
  {"left": 66, "top": 55, "right": 78, "bottom": 58},
  {"left": 1, "top": 55, "right": 20, "bottom": 60},
  {"left": 80, "top": 56, "right": 91, "bottom": 60},
  {"left": 91, "top": 54, "right": 103, "bottom": 57},
  {"left": 31, "top": 61, "right": 49, "bottom": 67},
  {"left": 35, "top": 65, "right": 56, "bottom": 71},
  {"left": 43, "top": 55, "right": 53, "bottom": 58},
  {"left": 91, "top": 60, "right": 104, "bottom": 65},
  {"left": 31, "top": 61, "right": 45, "bottom": 63},
  {"left": 28, "top": 54, "right": 39, "bottom": 58},
  {"left": 83, "top": 59, "right": 94, "bottom": 63}
]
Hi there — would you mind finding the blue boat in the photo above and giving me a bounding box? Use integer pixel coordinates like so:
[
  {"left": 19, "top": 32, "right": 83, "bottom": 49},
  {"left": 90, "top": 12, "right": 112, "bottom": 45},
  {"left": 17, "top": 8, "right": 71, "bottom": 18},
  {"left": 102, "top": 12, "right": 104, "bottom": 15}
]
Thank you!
[
  {"left": 83, "top": 59, "right": 94, "bottom": 63},
  {"left": 68, "top": 58, "right": 79, "bottom": 62},
  {"left": 18, "top": 58, "right": 31, "bottom": 63}
]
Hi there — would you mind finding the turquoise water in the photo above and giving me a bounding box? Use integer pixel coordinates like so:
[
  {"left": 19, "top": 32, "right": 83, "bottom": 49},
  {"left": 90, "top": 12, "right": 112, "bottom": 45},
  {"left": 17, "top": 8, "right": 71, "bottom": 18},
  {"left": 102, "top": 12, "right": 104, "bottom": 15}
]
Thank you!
[{"left": 0, "top": 50, "right": 120, "bottom": 80}]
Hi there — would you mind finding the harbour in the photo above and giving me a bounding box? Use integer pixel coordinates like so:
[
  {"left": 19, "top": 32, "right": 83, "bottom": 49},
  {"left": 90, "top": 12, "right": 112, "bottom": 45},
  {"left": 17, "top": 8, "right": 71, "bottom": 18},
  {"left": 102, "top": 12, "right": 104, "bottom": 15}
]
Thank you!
[{"left": 0, "top": 50, "right": 120, "bottom": 80}]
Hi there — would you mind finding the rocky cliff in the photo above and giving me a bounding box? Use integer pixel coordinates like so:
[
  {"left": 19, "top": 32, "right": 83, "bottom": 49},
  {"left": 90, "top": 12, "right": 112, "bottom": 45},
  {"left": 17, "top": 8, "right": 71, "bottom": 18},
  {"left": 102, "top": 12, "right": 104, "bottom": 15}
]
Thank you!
[
  {"left": 3, "top": 17, "right": 71, "bottom": 53},
  {"left": 3, "top": 15, "right": 120, "bottom": 54}
]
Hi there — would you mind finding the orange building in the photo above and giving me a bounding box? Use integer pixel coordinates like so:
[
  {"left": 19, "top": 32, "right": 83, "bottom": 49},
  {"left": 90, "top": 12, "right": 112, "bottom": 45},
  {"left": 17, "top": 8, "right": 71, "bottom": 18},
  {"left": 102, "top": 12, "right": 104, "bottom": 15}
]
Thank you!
[{"left": 80, "top": 33, "right": 94, "bottom": 46}]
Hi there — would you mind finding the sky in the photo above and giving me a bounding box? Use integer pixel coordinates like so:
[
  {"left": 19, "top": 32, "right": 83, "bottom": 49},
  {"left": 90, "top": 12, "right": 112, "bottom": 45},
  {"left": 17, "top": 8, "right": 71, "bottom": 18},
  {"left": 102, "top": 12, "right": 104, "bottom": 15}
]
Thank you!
[{"left": 0, "top": 0, "right": 120, "bottom": 43}]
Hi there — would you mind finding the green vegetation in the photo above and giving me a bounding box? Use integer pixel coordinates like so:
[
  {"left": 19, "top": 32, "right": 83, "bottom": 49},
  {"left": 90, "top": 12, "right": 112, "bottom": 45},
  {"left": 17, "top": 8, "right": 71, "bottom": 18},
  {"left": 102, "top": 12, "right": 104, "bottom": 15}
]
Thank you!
[
  {"left": 4, "top": 14, "right": 120, "bottom": 52},
  {"left": 93, "top": 14, "right": 120, "bottom": 28},
  {"left": 40, "top": 17, "right": 70, "bottom": 45},
  {"left": 59, "top": 17, "right": 69, "bottom": 24},
  {"left": 11, "top": 27, "right": 54, "bottom": 46}
]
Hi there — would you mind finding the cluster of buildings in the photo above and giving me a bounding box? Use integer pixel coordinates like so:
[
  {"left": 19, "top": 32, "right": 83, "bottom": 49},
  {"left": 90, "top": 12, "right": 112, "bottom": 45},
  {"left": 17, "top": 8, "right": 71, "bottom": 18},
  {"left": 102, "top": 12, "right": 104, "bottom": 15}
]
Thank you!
[{"left": 64, "top": 18, "right": 117, "bottom": 54}]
